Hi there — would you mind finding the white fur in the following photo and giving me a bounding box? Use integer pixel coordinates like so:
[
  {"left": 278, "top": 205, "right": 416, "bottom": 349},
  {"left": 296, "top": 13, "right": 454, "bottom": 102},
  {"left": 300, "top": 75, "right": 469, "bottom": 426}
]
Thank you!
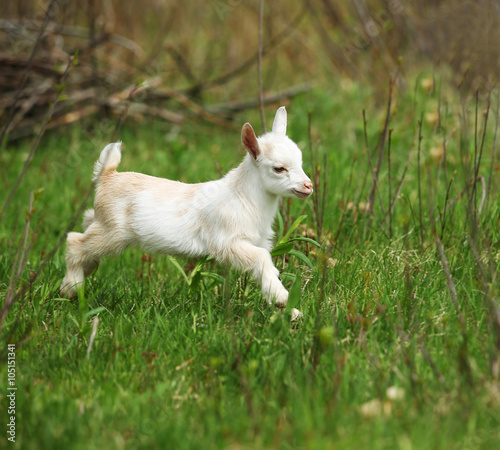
[{"left": 60, "top": 107, "right": 313, "bottom": 307}]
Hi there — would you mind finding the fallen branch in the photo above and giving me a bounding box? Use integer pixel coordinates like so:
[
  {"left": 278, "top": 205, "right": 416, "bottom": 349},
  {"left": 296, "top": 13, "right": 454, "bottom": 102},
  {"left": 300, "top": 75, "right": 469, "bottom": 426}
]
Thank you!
[
  {"left": 206, "top": 83, "right": 312, "bottom": 114},
  {"left": 0, "top": 19, "right": 145, "bottom": 56}
]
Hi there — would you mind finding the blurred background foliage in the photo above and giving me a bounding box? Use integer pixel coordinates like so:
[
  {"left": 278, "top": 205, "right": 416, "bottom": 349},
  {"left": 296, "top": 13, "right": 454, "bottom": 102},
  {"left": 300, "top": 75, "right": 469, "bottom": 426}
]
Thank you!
[{"left": 2, "top": 0, "right": 500, "bottom": 142}]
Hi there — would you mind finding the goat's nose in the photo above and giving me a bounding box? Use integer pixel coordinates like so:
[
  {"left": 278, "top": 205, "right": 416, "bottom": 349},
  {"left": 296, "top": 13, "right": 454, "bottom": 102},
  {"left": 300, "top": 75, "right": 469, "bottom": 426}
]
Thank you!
[{"left": 304, "top": 181, "right": 313, "bottom": 191}]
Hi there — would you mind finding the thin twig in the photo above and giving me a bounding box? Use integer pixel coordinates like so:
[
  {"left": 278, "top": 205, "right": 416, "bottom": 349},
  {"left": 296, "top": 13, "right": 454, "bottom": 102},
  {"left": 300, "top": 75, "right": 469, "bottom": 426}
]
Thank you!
[
  {"left": 111, "top": 83, "right": 140, "bottom": 141},
  {"left": 207, "top": 83, "right": 311, "bottom": 114},
  {"left": 0, "top": 54, "right": 75, "bottom": 222},
  {"left": 258, "top": 0, "right": 266, "bottom": 132},
  {"left": 417, "top": 115, "right": 424, "bottom": 247},
  {"left": 307, "top": 110, "right": 327, "bottom": 240},
  {"left": 0, "top": 0, "right": 57, "bottom": 151},
  {"left": 439, "top": 176, "right": 455, "bottom": 241},
  {"left": 190, "top": 9, "right": 304, "bottom": 94},
  {"left": 390, "top": 129, "right": 417, "bottom": 215},
  {"left": 435, "top": 238, "right": 465, "bottom": 328},
  {"left": 436, "top": 176, "right": 486, "bottom": 222},
  {"left": 486, "top": 90, "right": 500, "bottom": 212},
  {"left": 0, "top": 192, "right": 35, "bottom": 328},
  {"left": 321, "top": 152, "right": 327, "bottom": 238},
  {"left": 465, "top": 235, "right": 500, "bottom": 358},
  {"left": 388, "top": 128, "right": 393, "bottom": 239},
  {"left": 470, "top": 90, "right": 491, "bottom": 221},
  {"left": 354, "top": 109, "right": 371, "bottom": 205},
  {"left": 436, "top": 235, "right": 473, "bottom": 384},
  {"left": 368, "top": 74, "right": 398, "bottom": 215},
  {"left": 418, "top": 335, "right": 447, "bottom": 387},
  {"left": 167, "top": 44, "right": 199, "bottom": 86}
]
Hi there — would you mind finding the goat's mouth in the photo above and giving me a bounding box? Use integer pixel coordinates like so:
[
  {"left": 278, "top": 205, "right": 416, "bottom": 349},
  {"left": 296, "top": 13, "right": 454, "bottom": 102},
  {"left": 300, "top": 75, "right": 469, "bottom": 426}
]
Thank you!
[{"left": 292, "top": 189, "right": 312, "bottom": 199}]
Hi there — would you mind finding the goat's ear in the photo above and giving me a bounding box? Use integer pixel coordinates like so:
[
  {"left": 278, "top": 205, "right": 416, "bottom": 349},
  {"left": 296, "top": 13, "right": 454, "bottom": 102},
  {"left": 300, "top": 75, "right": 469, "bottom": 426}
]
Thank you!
[
  {"left": 272, "top": 106, "right": 287, "bottom": 135},
  {"left": 241, "top": 123, "right": 260, "bottom": 160}
]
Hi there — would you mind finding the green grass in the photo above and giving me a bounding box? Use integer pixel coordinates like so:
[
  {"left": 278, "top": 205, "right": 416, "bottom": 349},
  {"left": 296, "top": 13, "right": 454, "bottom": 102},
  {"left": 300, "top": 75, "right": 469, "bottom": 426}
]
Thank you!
[{"left": 2, "top": 79, "right": 500, "bottom": 449}]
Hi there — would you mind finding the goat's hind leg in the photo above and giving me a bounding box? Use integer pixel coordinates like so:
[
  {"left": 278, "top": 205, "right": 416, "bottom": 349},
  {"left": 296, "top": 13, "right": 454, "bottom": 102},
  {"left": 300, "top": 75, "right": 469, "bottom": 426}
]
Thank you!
[
  {"left": 60, "top": 231, "right": 89, "bottom": 298},
  {"left": 60, "top": 222, "right": 119, "bottom": 298}
]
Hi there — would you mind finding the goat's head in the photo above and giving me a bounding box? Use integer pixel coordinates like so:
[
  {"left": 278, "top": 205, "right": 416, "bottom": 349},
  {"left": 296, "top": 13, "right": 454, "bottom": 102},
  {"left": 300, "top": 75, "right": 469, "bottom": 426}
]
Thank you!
[{"left": 241, "top": 106, "right": 313, "bottom": 199}]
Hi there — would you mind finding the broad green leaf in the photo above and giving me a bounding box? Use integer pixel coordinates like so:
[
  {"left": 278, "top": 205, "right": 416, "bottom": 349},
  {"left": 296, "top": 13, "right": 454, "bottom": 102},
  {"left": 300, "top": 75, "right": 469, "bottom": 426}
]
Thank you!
[
  {"left": 287, "top": 237, "right": 322, "bottom": 248},
  {"left": 285, "top": 271, "right": 302, "bottom": 313},
  {"left": 271, "top": 242, "right": 294, "bottom": 257},
  {"left": 288, "top": 249, "right": 314, "bottom": 269},
  {"left": 282, "top": 215, "right": 307, "bottom": 242},
  {"left": 200, "top": 272, "right": 225, "bottom": 283},
  {"left": 168, "top": 256, "right": 190, "bottom": 284}
]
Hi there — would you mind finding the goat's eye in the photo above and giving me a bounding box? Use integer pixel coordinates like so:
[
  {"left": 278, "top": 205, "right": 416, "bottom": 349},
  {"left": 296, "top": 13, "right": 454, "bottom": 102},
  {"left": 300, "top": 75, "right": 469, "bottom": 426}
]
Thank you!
[{"left": 273, "top": 167, "right": 286, "bottom": 173}]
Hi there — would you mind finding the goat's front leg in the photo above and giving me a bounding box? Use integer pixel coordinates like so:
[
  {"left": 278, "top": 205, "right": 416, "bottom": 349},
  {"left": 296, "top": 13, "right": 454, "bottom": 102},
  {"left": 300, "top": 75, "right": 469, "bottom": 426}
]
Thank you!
[{"left": 226, "top": 240, "right": 288, "bottom": 308}]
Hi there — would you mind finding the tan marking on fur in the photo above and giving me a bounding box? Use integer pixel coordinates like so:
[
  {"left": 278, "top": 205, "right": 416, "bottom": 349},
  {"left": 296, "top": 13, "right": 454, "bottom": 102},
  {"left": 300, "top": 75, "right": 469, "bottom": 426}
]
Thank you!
[
  {"left": 125, "top": 203, "right": 134, "bottom": 220},
  {"left": 95, "top": 171, "right": 199, "bottom": 225}
]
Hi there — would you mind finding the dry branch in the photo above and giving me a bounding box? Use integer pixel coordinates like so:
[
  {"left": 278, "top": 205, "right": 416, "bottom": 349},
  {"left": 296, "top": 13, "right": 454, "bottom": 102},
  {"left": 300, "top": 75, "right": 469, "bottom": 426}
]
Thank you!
[{"left": 0, "top": 14, "right": 308, "bottom": 144}]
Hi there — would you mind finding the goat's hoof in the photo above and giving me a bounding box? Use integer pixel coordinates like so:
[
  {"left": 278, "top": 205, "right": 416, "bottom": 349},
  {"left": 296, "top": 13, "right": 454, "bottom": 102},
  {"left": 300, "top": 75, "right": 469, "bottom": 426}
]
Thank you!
[
  {"left": 60, "top": 279, "right": 78, "bottom": 299},
  {"left": 274, "top": 291, "right": 289, "bottom": 309},
  {"left": 60, "top": 286, "right": 76, "bottom": 299}
]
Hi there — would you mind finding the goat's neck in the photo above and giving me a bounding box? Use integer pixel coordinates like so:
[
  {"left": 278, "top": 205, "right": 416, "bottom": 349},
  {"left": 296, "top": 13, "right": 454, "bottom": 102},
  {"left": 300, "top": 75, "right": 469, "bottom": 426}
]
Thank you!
[{"left": 229, "top": 155, "right": 279, "bottom": 220}]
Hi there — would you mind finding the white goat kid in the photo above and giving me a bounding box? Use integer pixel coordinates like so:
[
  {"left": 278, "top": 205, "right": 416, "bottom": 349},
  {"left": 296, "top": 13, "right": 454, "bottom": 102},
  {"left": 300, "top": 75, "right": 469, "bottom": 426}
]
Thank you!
[{"left": 60, "top": 106, "right": 313, "bottom": 307}]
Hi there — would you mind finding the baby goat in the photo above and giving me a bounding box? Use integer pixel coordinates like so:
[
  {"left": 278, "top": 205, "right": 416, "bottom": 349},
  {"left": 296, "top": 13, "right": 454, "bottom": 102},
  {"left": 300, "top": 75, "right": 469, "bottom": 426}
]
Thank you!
[{"left": 60, "top": 106, "right": 313, "bottom": 307}]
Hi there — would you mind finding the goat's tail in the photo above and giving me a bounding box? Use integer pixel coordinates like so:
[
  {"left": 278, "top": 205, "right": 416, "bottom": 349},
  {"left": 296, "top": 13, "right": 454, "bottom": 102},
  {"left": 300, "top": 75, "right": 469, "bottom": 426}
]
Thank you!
[{"left": 93, "top": 142, "right": 122, "bottom": 182}]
